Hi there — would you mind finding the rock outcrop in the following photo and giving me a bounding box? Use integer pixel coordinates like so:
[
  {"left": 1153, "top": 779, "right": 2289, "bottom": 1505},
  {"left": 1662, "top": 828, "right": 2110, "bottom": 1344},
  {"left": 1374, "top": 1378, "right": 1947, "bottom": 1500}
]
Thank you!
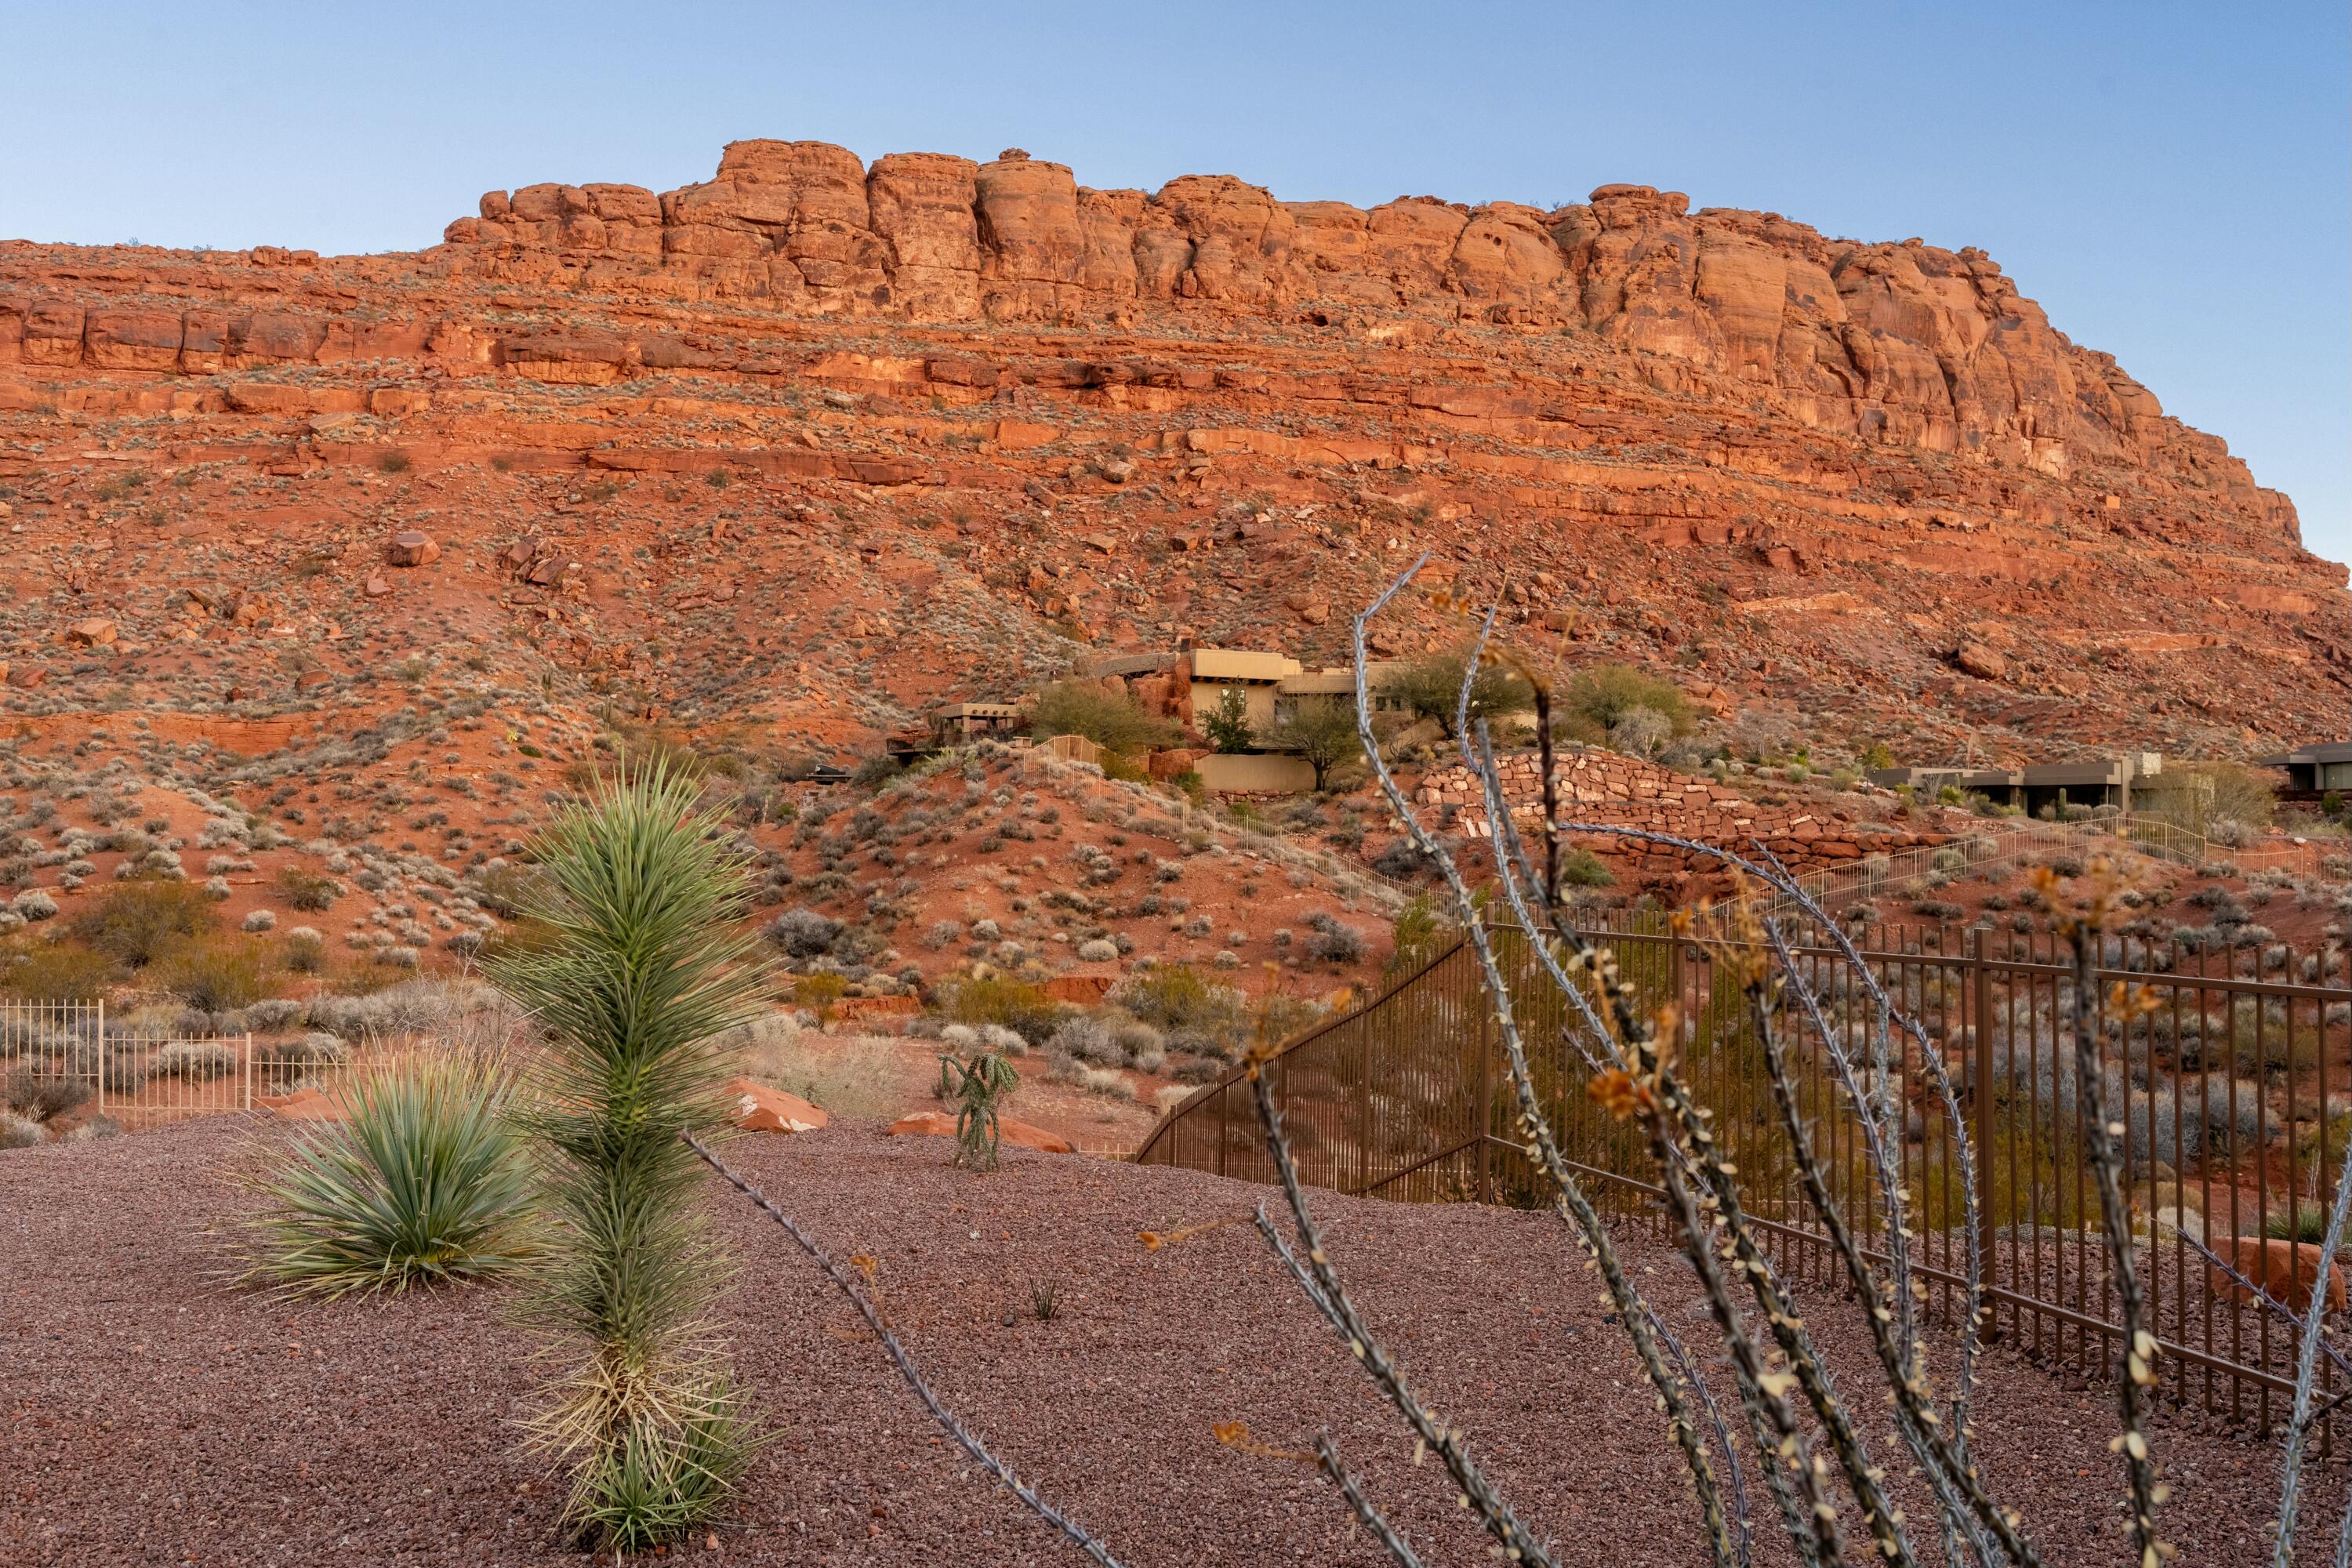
[{"left": 424, "top": 140, "right": 2218, "bottom": 480}]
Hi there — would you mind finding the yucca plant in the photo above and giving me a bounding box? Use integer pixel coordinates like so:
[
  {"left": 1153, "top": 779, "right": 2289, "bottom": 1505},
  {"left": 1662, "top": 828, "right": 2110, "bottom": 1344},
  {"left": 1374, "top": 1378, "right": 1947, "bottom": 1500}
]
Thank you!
[
  {"left": 489, "top": 764, "right": 770, "bottom": 1552},
  {"left": 241, "top": 1051, "right": 535, "bottom": 1298}
]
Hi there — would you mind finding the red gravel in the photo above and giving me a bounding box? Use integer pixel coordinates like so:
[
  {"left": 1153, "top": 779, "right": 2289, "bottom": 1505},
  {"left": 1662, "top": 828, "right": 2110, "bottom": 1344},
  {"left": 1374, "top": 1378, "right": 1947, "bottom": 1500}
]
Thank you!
[{"left": 2, "top": 1119, "right": 2339, "bottom": 1565}]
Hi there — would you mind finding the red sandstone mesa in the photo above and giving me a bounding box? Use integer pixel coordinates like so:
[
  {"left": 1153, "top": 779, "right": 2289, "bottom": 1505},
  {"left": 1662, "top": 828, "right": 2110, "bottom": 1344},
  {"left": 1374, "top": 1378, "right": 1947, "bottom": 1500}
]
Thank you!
[{"left": 0, "top": 135, "right": 2341, "bottom": 764}]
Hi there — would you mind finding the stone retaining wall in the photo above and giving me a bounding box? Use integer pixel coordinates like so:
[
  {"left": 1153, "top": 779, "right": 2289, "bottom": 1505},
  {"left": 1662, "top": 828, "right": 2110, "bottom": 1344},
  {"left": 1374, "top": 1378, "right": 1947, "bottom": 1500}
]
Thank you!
[{"left": 1414, "top": 750, "right": 1945, "bottom": 889}]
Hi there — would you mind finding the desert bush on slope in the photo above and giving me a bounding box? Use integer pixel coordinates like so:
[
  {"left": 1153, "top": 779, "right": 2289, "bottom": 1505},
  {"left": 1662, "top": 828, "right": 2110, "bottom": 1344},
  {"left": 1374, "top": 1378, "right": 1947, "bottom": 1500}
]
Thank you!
[
  {"left": 1028, "top": 681, "right": 1178, "bottom": 754},
  {"left": 69, "top": 877, "right": 213, "bottom": 968}
]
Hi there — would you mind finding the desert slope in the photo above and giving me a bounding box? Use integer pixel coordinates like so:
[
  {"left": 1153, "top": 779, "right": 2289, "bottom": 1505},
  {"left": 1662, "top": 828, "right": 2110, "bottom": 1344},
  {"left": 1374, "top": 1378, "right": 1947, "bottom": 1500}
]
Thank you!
[{"left": 0, "top": 137, "right": 2342, "bottom": 765}]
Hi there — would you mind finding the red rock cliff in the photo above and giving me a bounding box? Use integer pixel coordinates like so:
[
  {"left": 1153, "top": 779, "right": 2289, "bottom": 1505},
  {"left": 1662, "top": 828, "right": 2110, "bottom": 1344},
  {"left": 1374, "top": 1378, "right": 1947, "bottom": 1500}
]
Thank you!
[{"left": 0, "top": 139, "right": 2342, "bottom": 762}]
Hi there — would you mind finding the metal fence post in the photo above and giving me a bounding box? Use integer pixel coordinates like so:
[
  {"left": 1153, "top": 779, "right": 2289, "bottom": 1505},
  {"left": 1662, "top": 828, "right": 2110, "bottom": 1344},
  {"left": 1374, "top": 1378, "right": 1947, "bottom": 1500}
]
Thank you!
[
  {"left": 95, "top": 996, "right": 106, "bottom": 1119},
  {"left": 1475, "top": 996, "right": 1494, "bottom": 1204},
  {"left": 244, "top": 1033, "right": 254, "bottom": 1113},
  {"left": 1970, "top": 925, "right": 1997, "bottom": 1337}
]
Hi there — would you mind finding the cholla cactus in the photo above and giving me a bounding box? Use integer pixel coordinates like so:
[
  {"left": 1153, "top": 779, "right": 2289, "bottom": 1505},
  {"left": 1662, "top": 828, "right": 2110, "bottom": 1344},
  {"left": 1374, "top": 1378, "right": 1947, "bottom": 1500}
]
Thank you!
[{"left": 938, "top": 1049, "right": 1020, "bottom": 1171}]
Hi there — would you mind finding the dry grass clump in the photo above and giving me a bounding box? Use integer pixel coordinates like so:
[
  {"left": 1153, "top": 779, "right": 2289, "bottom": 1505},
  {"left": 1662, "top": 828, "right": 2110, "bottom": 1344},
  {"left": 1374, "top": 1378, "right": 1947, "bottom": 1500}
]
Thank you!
[{"left": 724, "top": 1014, "right": 905, "bottom": 1120}]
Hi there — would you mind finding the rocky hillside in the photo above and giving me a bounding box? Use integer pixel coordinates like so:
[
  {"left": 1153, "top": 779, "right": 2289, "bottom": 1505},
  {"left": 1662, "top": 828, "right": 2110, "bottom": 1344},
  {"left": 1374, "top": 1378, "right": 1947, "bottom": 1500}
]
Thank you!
[{"left": 0, "top": 136, "right": 2343, "bottom": 775}]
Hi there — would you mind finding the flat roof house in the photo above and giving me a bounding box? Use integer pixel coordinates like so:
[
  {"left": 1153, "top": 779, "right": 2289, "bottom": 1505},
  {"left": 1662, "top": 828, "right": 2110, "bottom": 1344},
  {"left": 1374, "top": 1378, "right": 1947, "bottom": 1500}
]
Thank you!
[
  {"left": 1271, "top": 665, "right": 1410, "bottom": 726},
  {"left": 2256, "top": 741, "right": 2352, "bottom": 798},
  {"left": 1185, "top": 648, "right": 1304, "bottom": 732},
  {"left": 1867, "top": 753, "right": 2163, "bottom": 815}
]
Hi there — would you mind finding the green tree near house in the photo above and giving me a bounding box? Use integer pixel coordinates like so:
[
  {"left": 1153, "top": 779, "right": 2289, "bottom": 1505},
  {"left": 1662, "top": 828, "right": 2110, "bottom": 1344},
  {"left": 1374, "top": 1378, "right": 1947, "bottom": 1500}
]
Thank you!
[
  {"left": 1204, "top": 687, "right": 1255, "bottom": 753},
  {"left": 1272, "top": 702, "right": 1367, "bottom": 791},
  {"left": 1381, "top": 648, "right": 1535, "bottom": 740},
  {"left": 1028, "top": 681, "right": 1178, "bottom": 755}
]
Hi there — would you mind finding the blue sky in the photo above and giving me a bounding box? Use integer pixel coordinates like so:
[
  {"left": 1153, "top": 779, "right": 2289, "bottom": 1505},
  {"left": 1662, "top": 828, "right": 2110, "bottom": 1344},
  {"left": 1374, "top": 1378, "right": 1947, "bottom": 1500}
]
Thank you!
[{"left": 5, "top": 2, "right": 2345, "bottom": 565}]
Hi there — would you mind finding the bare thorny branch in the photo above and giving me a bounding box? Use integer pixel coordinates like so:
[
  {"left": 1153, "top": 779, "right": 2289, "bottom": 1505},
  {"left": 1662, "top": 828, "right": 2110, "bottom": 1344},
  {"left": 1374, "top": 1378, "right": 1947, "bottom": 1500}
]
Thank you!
[
  {"left": 2046, "top": 876, "right": 2168, "bottom": 1568},
  {"left": 1552, "top": 819, "right": 2008, "bottom": 1560},
  {"left": 1250, "top": 1071, "right": 1558, "bottom": 1566},
  {"left": 1343, "top": 561, "right": 2065, "bottom": 1566},
  {"left": 682, "top": 1131, "right": 1125, "bottom": 1568},
  {"left": 1347, "top": 563, "right": 1749, "bottom": 1568}
]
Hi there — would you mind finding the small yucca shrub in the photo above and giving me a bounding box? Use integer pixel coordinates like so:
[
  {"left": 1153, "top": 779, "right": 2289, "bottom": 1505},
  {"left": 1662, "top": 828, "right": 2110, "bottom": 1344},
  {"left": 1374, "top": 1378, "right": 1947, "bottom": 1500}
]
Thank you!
[
  {"left": 240, "top": 1052, "right": 534, "bottom": 1298},
  {"left": 490, "top": 765, "right": 768, "bottom": 1552}
]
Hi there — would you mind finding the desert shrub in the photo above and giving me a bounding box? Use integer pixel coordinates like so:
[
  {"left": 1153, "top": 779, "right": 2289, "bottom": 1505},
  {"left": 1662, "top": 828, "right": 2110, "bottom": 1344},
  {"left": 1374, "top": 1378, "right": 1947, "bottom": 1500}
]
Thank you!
[
  {"left": 238, "top": 1052, "right": 535, "bottom": 1298},
  {"left": 1046, "top": 1054, "right": 1133, "bottom": 1099},
  {"left": 1558, "top": 663, "right": 1692, "bottom": 742},
  {"left": 1302, "top": 911, "right": 1367, "bottom": 965},
  {"left": 1558, "top": 848, "right": 1614, "bottom": 888},
  {"left": 1370, "top": 838, "right": 1432, "bottom": 880},
  {"left": 1112, "top": 964, "right": 1246, "bottom": 1053},
  {"left": 789, "top": 972, "right": 849, "bottom": 1019},
  {"left": 245, "top": 997, "right": 304, "bottom": 1031},
  {"left": 1075, "top": 937, "right": 1120, "bottom": 963},
  {"left": 1028, "top": 681, "right": 1177, "bottom": 754},
  {"left": 152, "top": 1041, "right": 238, "bottom": 1082},
  {"left": 923, "top": 919, "right": 963, "bottom": 949},
  {"left": 940, "top": 973, "right": 1065, "bottom": 1045},
  {"left": 0, "top": 1110, "right": 42, "bottom": 1149},
  {"left": 1111, "top": 1016, "right": 1165, "bottom": 1059},
  {"left": 256, "top": 1032, "right": 351, "bottom": 1088},
  {"left": 242, "top": 908, "right": 278, "bottom": 933},
  {"left": 978, "top": 1023, "right": 1027, "bottom": 1057},
  {"left": 0, "top": 938, "right": 118, "bottom": 1000},
  {"left": 69, "top": 877, "right": 215, "bottom": 967},
  {"left": 1048, "top": 1014, "right": 1120, "bottom": 1066},
  {"left": 10, "top": 888, "right": 58, "bottom": 921},
  {"left": 277, "top": 866, "right": 343, "bottom": 912},
  {"left": 849, "top": 753, "right": 902, "bottom": 789},
  {"left": 52, "top": 1032, "right": 146, "bottom": 1094},
  {"left": 5, "top": 1066, "right": 90, "bottom": 1121},
  {"left": 766, "top": 907, "right": 842, "bottom": 959},
  {"left": 154, "top": 935, "right": 274, "bottom": 1013},
  {"left": 468, "top": 862, "right": 550, "bottom": 919},
  {"left": 303, "top": 977, "right": 513, "bottom": 1046},
  {"left": 1605, "top": 705, "right": 1676, "bottom": 758},
  {"left": 488, "top": 768, "right": 764, "bottom": 1551},
  {"left": 284, "top": 927, "right": 326, "bottom": 974}
]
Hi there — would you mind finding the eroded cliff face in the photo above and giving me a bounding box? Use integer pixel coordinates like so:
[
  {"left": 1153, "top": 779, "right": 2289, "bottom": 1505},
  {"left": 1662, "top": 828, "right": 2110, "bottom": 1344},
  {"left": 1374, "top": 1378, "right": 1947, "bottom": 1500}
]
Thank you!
[
  {"left": 0, "top": 138, "right": 2342, "bottom": 765},
  {"left": 439, "top": 142, "right": 2220, "bottom": 490}
]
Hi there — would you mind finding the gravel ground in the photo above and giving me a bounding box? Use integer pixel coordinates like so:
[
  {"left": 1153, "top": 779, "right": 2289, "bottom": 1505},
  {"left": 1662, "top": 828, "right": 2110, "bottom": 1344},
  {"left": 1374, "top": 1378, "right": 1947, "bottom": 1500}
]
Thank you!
[{"left": 3, "top": 1118, "right": 2342, "bottom": 1566}]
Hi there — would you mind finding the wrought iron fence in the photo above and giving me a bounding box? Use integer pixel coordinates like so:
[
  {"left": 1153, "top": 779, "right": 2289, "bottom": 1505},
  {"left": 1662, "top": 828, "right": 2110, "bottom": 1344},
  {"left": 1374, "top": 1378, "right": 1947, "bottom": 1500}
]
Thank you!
[
  {"left": 0, "top": 1000, "right": 282, "bottom": 1131},
  {"left": 1136, "top": 916, "right": 2352, "bottom": 1431}
]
